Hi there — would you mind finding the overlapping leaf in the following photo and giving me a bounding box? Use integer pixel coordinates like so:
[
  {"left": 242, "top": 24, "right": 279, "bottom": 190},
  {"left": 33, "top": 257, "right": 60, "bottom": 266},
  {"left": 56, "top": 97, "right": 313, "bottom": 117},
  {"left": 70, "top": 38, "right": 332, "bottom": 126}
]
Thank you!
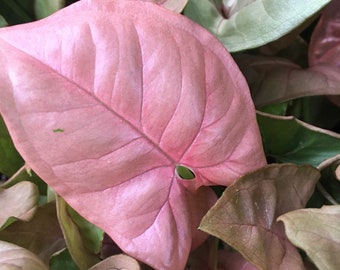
[
  {"left": 234, "top": 55, "right": 340, "bottom": 107},
  {"left": 49, "top": 248, "right": 79, "bottom": 270},
  {"left": 278, "top": 205, "right": 340, "bottom": 270},
  {"left": 184, "top": 0, "right": 330, "bottom": 52},
  {"left": 89, "top": 254, "right": 141, "bottom": 270},
  {"left": 309, "top": 0, "right": 340, "bottom": 107},
  {"left": 257, "top": 111, "right": 340, "bottom": 166},
  {"left": 0, "top": 202, "right": 65, "bottom": 265},
  {"left": 0, "top": 115, "right": 24, "bottom": 176},
  {"left": 200, "top": 163, "right": 320, "bottom": 270},
  {"left": 34, "top": 0, "right": 65, "bottom": 19},
  {"left": 0, "top": 0, "right": 266, "bottom": 268},
  {"left": 0, "top": 181, "right": 38, "bottom": 229},
  {"left": 309, "top": 0, "right": 340, "bottom": 67},
  {"left": 56, "top": 196, "right": 102, "bottom": 269},
  {"left": 0, "top": 240, "right": 47, "bottom": 270}
]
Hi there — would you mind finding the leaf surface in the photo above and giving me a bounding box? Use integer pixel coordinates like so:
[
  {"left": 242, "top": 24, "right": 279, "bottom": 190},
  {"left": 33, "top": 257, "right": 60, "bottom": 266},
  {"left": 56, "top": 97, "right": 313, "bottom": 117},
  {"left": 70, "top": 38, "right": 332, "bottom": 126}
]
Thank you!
[
  {"left": 34, "top": 0, "right": 65, "bottom": 19},
  {"left": 257, "top": 112, "right": 340, "bottom": 166},
  {"left": 234, "top": 54, "right": 340, "bottom": 107},
  {"left": 56, "top": 196, "right": 102, "bottom": 269},
  {"left": 0, "top": 202, "right": 65, "bottom": 265},
  {"left": 278, "top": 206, "right": 340, "bottom": 270},
  {"left": 309, "top": 0, "right": 340, "bottom": 67},
  {"left": 184, "top": 0, "right": 330, "bottom": 52},
  {"left": 49, "top": 248, "right": 79, "bottom": 270},
  {"left": 0, "top": 115, "right": 24, "bottom": 176},
  {"left": 308, "top": 0, "right": 340, "bottom": 107},
  {"left": 0, "top": 240, "right": 48, "bottom": 270},
  {"left": 200, "top": 163, "right": 320, "bottom": 270},
  {"left": 89, "top": 254, "right": 141, "bottom": 270},
  {"left": 0, "top": 0, "right": 265, "bottom": 268},
  {"left": 0, "top": 181, "right": 38, "bottom": 229}
]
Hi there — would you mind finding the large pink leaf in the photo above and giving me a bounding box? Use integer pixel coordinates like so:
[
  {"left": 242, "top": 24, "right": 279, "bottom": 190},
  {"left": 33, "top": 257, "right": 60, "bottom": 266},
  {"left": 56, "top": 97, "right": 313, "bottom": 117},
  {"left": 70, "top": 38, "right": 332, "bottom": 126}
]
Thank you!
[{"left": 0, "top": 0, "right": 265, "bottom": 268}]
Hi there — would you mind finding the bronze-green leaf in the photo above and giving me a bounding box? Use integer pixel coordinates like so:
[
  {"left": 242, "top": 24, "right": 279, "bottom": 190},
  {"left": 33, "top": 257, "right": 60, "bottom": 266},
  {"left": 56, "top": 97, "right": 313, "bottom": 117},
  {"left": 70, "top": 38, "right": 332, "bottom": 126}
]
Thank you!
[{"left": 199, "top": 163, "right": 320, "bottom": 270}]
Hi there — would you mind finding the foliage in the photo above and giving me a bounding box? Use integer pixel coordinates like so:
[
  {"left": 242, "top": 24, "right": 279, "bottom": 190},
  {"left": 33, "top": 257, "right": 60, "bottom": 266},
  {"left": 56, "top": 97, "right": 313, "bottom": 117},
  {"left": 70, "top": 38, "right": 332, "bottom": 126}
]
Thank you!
[{"left": 0, "top": 0, "right": 339, "bottom": 269}]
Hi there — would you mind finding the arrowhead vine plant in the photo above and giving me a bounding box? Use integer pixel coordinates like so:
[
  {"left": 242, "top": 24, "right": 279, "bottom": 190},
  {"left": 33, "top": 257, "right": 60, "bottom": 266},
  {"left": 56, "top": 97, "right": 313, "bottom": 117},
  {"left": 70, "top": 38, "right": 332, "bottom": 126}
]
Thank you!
[{"left": 0, "top": 0, "right": 339, "bottom": 269}]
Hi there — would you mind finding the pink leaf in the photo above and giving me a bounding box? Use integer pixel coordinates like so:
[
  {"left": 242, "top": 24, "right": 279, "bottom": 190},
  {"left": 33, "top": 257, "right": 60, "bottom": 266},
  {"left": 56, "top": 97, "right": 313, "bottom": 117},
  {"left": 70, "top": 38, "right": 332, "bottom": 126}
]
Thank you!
[{"left": 0, "top": 0, "right": 265, "bottom": 268}]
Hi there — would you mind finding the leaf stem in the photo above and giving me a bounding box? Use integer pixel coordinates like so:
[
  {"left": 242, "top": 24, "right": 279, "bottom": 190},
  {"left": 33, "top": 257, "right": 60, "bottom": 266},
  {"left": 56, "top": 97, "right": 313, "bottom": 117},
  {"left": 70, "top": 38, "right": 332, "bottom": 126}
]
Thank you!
[{"left": 316, "top": 182, "right": 339, "bottom": 205}]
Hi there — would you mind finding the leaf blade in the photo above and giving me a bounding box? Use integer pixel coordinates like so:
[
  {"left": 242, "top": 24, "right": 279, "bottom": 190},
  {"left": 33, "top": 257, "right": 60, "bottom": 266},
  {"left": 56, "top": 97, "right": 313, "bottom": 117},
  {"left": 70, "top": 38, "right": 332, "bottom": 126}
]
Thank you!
[
  {"left": 278, "top": 206, "right": 340, "bottom": 270},
  {"left": 184, "top": 0, "right": 331, "bottom": 52},
  {"left": 200, "top": 163, "right": 320, "bottom": 270}
]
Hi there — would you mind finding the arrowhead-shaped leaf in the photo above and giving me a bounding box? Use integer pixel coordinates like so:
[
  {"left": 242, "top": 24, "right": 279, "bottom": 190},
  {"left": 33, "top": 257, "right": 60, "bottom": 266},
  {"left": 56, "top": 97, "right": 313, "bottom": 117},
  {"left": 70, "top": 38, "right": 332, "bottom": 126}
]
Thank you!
[
  {"left": 199, "top": 163, "right": 320, "bottom": 270},
  {"left": 278, "top": 206, "right": 340, "bottom": 270},
  {"left": 184, "top": 0, "right": 330, "bottom": 52},
  {"left": 0, "top": 0, "right": 265, "bottom": 268}
]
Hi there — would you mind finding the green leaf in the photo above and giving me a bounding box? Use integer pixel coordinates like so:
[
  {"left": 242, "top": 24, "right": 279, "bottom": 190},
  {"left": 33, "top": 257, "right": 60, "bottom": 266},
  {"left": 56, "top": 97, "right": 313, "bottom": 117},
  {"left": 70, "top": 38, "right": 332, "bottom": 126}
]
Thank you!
[
  {"left": 0, "top": 115, "right": 24, "bottom": 176},
  {"left": 257, "top": 111, "right": 340, "bottom": 166},
  {"left": 0, "top": 0, "right": 35, "bottom": 25},
  {"left": 0, "top": 240, "right": 48, "bottom": 269},
  {"left": 56, "top": 196, "right": 103, "bottom": 270},
  {"left": 0, "top": 15, "right": 8, "bottom": 27},
  {"left": 67, "top": 205, "right": 104, "bottom": 255},
  {"left": 0, "top": 202, "right": 65, "bottom": 265},
  {"left": 278, "top": 205, "right": 340, "bottom": 270},
  {"left": 184, "top": 0, "right": 330, "bottom": 52},
  {"left": 0, "top": 181, "right": 38, "bottom": 230},
  {"left": 259, "top": 102, "right": 289, "bottom": 116},
  {"left": 35, "top": 0, "right": 65, "bottom": 19},
  {"left": 50, "top": 248, "right": 80, "bottom": 270},
  {"left": 199, "top": 163, "right": 320, "bottom": 270}
]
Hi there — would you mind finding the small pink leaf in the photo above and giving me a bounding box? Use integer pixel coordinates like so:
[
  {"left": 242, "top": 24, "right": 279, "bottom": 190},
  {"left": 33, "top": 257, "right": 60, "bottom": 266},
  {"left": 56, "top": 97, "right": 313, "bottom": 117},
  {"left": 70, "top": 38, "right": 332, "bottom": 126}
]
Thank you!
[{"left": 0, "top": 0, "right": 265, "bottom": 268}]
